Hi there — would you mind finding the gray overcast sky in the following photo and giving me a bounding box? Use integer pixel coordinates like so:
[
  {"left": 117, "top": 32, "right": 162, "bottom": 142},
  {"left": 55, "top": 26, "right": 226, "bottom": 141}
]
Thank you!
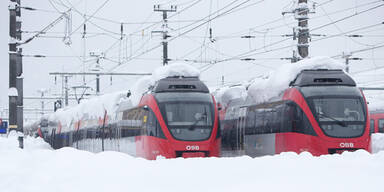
[{"left": 1, "top": 0, "right": 384, "bottom": 121}]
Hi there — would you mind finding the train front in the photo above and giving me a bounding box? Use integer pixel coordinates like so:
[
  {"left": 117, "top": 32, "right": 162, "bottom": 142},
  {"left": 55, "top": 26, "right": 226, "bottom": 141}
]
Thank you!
[
  {"left": 143, "top": 76, "right": 220, "bottom": 159},
  {"left": 286, "top": 69, "right": 371, "bottom": 155}
]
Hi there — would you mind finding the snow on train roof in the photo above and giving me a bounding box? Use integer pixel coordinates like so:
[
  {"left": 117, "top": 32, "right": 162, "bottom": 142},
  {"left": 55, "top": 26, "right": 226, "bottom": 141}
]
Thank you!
[
  {"left": 246, "top": 56, "right": 345, "bottom": 104},
  {"left": 213, "top": 85, "right": 248, "bottom": 108},
  {"left": 47, "top": 63, "right": 201, "bottom": 129},
  {"left": 127, "top": 63, "right": 200, "bottom": 108},
  {"left": 48, "top": 92, "right": 126, "bottom": 127}
]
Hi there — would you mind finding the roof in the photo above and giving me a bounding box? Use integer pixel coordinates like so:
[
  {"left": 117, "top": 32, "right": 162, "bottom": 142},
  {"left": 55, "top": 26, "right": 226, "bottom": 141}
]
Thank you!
[
  {"left": 153, "top": 76, "right": 209, "bottom": 93},
  {"left": 290, "top": 69, "right": 356, "bottom": 87}
]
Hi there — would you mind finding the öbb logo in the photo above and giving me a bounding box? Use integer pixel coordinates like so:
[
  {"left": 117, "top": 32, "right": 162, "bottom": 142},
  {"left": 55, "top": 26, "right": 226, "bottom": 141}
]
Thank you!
[
  {"left": 339, "top": 143, "right": 354, "bottom": 148},
  {"left": 186, "top": 145, "right": 199, "bottom": 151}
]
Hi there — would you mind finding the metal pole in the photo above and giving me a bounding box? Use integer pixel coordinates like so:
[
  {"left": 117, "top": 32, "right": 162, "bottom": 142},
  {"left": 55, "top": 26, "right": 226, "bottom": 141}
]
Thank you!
[
  {"left": 297, "top": 0, "right": 309, "bottom": 59},
  {"left": 162, "top": 11, "right": 168, "bottom": 66},
  {"left": 101, "top": 110, "right": 107, "bottom": 152},
  {"left": 9, "top": 0, "right": 23, "bottom": 148},
  {"left": 64, "top": 76, "right": 69, "bottom": 106},
  {"left": 154, "top": 5, "right": 176, "bottom": 66},
  {"left": 96, "top": 74, "right": 100, "bottom": 95},
  {"left": 41, "top": 92, "right": 44, "bottom": 116},
  {"left": 345, "top": 58, "right": 350, "bottom": 73}
]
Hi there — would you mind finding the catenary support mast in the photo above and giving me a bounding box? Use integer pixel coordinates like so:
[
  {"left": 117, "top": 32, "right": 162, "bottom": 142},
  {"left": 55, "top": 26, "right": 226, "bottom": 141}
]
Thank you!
[
  {"left": 9, "top": 0, "right": 23, "bottom": 148},
  {"left": 153, "top": 5, "right": 177, "bottom": 66}
]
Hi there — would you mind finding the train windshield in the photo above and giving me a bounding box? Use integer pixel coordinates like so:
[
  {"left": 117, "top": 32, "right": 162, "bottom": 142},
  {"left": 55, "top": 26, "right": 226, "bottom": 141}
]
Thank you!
[
  {"left": 301, "top": 86, "right": 367, "bottom": 138},
  {"left": 309, "top": 97, "right": 366, "bottom": 138},
  {"left": 156, "top": 92, "right": 215, "bottom": 141}
]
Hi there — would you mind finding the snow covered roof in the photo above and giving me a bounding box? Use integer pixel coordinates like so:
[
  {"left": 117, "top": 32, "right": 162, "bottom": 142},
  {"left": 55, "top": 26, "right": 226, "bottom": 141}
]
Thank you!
[
  {"left": 246, "top": 56, "right": 345, "bottom": 104},
  {"left": 48, "top": 92, "right": 126, "bottom": 128},
  {"left": 125, "top": 63, "right": 202, "bottom": 107},
  {"left": 213, "top": 85, "right": 247, "bottom": 108}
]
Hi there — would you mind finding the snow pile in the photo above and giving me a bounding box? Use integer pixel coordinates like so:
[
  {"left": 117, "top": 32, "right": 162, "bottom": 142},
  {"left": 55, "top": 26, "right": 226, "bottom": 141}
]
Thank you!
[
  {"left": 0, "top": 135, "right": 384, "bottom": 192},
  {"left": 213, "top": 85, "right": 247, "bottom": 108},
  {"left": 49, "top": 91, "right": 126, "bottom": 130},
  {"left": 152, "top": 63, "right": 200, "bottom": 80},
  {"left": 127, "top": 63, "right": 201, "bottom": 106},
  {"left": 372, "top": 133, "right": 384, "bottom": 153},
  {"left": 247, "top": 56, "right": 345, "bottom": 104}
]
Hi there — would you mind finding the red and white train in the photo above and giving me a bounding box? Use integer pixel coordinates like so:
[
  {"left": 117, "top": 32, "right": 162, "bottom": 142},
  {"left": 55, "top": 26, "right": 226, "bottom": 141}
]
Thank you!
[
  {"left": 220, "top": 69, "right": 371, "bottom": 156},
  {"left": 36, "top": 76, "right": 221, "bottom": 159}
]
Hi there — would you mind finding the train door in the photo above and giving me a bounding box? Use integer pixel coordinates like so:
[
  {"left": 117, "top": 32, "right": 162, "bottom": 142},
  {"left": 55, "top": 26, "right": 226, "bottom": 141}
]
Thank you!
[{"left": 235, "top": 107, "right": 246, "bottom": 154}]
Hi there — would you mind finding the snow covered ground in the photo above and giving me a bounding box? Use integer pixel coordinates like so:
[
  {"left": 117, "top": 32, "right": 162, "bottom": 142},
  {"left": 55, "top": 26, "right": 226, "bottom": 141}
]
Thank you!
[{"left": 1, "top": 133, "right": 384, "bottom": 192}]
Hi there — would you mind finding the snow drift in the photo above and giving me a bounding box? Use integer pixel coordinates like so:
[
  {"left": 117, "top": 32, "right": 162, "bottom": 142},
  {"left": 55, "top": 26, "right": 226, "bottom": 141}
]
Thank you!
[
  {"left": 372, "top": 133, "right": 384, "bottom": 153},
  {"left": 0, "top": 134, "right": 384, "bottom": 192}
]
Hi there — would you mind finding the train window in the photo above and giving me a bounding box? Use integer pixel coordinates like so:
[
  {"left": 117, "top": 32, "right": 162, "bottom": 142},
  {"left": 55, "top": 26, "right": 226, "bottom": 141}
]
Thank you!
[
  {"left": 284, "top": 101, "right": 316, "bottom": 136},
  {"left": 379, "top": 119, "right": 384, "bottom": 133},
  {"left": 147, "top": 109, "right": 166, "bottom": 139},
  {"left": 117, "top": 108, "right": 146, "bottom": 137},
  {"left": 255, "top": 109, "right": 264, "bottom": 134},
  {"left": 282, "top": 103, "right": 293, "bottom": 132},
  {"left": 245, "top": 108, "right": 256, "bottom": 135},
  {"left": 370, "top": 119, "right": 375, "bottom": 134},
  {"left": 245, "top": 110, "right": 255, "bottom": 130}
]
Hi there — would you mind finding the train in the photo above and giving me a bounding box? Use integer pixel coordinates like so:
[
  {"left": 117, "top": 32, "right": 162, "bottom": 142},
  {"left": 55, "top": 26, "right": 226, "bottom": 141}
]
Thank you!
[
  {"left": 219, "top": 69, "right": 371, "bottom": 157},
  {"left": 369, "top": 111, "right": 384, "bottom": 134},
  {"left": 35, "top": 76, "right": 221, "bottom": 159}
]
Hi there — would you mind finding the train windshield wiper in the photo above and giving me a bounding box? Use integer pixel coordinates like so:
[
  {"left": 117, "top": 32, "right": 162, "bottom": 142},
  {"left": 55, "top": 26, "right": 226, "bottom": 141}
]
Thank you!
[{"left": 317, "top": 112, "right": 347, "bottom": 127}]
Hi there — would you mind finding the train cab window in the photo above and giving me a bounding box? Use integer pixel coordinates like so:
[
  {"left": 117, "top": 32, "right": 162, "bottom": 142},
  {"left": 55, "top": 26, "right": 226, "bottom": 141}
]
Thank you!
[
  {"left": 284, "top": 101, "right": 316, "bottom": 136},
  {"left": 379, "top": 119, "right": 384, "bottom": 133},
  {"left": 146, "top": 109, "right": 165, "bottom": 139},
  {"left": 370, "top": 119, "right": 375, "bottom": 134}
]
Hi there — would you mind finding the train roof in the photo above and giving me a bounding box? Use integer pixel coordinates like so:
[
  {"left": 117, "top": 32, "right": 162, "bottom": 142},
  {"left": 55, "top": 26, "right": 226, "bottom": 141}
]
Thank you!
[
  {"left": 290, "top": 69, "right": 356, "bottom": 87},
  {"left": 153, "top": 76, "right": 209, "bottom": 93}
]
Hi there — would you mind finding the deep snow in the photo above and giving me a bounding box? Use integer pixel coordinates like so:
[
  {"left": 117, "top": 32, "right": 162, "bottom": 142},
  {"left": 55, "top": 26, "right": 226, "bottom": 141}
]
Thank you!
[{"left": 1, "top": 133, "right": 384, "bottom": 192}]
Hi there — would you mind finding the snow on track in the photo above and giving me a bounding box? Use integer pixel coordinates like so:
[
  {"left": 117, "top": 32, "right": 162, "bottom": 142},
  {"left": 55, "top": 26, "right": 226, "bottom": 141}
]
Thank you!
[{"left": 1, "top": 134, "right": 383, "bottom": 192}]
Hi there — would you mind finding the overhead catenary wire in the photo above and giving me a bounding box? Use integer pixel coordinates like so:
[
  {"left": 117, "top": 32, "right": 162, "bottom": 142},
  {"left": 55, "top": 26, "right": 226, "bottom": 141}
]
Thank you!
[
  {"left": 212, "top": 3, "right": 384, "bottom": 66},
  {"left": 198, "top": 23, "right": 384, "bottom": 74},
  {"left": 108, "top": 0, "right": 266, "bottom": 72},
  {"left": 311, "top": 2, "right": 384, "bottom": 32},
  {"left": 226, "top": 0, "right": 383, "bottom": 38},
  {"left": 19, "top": 0, "right": 384, "bottom": 114}
]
